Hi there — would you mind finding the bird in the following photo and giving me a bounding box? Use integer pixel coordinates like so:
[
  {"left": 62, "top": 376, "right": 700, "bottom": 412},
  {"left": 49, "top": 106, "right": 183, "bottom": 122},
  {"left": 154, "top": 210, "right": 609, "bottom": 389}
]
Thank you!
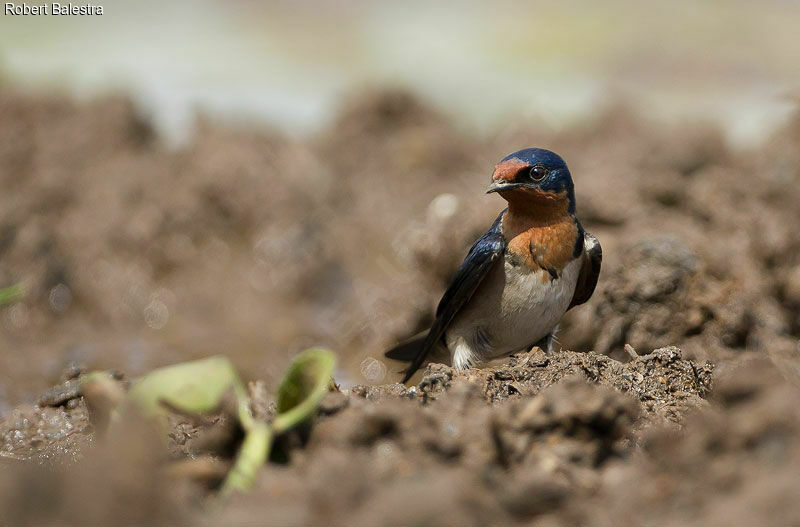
[{"left": 385, "top": 148, "right": 601, "bottom": 383}]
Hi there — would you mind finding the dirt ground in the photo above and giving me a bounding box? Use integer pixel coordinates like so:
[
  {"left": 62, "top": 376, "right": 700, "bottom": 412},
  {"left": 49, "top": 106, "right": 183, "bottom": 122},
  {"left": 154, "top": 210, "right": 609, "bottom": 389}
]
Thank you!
[{"left": 1, "top": 86, "right": 800, "bottom": 525}]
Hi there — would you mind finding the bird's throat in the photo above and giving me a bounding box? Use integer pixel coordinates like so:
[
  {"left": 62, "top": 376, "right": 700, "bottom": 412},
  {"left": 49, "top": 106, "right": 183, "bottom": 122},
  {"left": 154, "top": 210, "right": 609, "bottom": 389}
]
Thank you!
[
  {"left": 502, "top": 197, "right": 577, "bottom": 275},
  {"left": 502, "top": 188, "right": 570, "bottom": 225}
]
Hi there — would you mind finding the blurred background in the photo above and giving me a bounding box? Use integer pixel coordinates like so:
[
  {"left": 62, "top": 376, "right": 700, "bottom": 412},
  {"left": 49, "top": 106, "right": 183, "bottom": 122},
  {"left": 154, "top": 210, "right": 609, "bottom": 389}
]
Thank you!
[
  {"left": 1, "top": 0, "right": 800, "bottom": 410},
  {"left": 2, "top": 0, "right": 798, "bottom": 145}
]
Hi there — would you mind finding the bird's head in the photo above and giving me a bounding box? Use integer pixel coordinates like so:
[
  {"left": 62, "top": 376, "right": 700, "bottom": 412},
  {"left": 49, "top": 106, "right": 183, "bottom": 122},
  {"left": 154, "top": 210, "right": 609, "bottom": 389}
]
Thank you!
[{"left": 487, "top": 148, "right": 576, "bottom": 215}]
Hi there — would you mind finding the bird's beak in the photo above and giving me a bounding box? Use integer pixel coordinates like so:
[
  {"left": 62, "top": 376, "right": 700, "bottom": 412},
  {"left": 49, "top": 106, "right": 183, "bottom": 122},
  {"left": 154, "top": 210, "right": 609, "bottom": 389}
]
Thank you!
[{"left": 486, "top": 180, "right": 525, "bottom": 194}]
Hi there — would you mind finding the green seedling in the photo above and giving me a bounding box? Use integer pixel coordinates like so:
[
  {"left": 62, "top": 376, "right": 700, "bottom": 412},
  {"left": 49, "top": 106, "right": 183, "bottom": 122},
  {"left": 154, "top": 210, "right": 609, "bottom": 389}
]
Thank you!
[
  {"left": 0, "top": 284, "right": 25, "bottom": 307},
  {"left": 124, "top": 356, "right": 252, "bottom": 428},
  {"left": 89, "top": 349, "right": 337, "bottom": 499},
  {"left": 273, "top": 348, "right": 338, "bottom": 434},
  {"left": 217, "top": 420, "right": 272, "bottom": 498},
  {"left": 220, "top": 348, "right": 336, "bottom": 497}
]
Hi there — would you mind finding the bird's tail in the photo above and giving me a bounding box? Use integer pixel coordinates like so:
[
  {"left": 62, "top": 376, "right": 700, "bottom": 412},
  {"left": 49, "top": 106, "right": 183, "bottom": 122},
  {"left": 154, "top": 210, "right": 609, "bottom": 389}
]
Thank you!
[{"left": 384, "top": 331, "right": 427, "bottom": 362}]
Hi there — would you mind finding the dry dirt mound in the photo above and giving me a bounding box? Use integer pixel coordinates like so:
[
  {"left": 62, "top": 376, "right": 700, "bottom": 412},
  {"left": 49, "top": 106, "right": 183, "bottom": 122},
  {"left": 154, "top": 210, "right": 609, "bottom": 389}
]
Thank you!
[
  {"left": 0, "top": 346, "right": 709, "bottom": 526},
  {"left": 1, "top": 347, "right": 798, "bottom": 527},
  {"left": 1, "top": 86, "right": 800, "bottom": 525}
]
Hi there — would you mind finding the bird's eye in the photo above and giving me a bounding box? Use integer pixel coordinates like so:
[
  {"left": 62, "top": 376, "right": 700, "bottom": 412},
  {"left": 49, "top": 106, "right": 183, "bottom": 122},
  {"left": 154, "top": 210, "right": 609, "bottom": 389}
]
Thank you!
[{"left": 529, "top": 166, "right": 547, "bottom": 181}]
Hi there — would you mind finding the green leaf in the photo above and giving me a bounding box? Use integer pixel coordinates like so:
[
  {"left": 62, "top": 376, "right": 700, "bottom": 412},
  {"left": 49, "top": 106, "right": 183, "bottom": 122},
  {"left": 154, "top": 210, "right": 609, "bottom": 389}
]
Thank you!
[
  {"left": 0, "top": 284, "right": 25, "bottom": 307},
  {"left": 273, "top": 348, "right": 336, "bottom": 434},
  {"left": 124, "top": 356, "right": 253, "bottom": 429}
]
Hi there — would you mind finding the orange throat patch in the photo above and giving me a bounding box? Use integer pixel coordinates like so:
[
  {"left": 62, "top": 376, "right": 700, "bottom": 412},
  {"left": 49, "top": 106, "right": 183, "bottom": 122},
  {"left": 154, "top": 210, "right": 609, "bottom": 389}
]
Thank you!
[{"left": 501, "top": 190, "right": 577, "bottom": 277}]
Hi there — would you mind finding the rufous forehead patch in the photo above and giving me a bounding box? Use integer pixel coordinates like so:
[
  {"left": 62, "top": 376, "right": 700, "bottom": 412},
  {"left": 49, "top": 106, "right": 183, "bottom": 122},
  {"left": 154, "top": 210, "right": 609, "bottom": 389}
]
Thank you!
[{"left": 492, "top": 158, "right": 530, "bottom": 182}]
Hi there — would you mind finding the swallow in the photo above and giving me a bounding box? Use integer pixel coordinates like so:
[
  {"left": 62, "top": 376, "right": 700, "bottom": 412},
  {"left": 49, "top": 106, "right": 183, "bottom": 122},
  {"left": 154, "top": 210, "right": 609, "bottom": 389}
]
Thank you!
[{"left": 385, "top": 148, "right": 601, "bottom": 383}]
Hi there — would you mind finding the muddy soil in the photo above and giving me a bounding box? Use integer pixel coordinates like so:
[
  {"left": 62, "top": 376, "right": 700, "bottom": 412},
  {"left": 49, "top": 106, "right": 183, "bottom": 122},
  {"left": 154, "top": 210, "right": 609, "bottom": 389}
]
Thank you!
[
  {"left": 1, "top": 86, "right": 800, "bottom": 525},
  {"left": 1, "top": 348, "right": 797, "bottom": 527}
]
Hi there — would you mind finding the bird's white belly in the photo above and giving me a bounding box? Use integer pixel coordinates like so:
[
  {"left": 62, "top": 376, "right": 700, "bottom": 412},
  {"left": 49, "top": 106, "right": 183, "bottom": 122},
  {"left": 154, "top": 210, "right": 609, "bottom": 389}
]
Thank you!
[{"left": 446, "top": 256, "right": 581, "bottom": 369}]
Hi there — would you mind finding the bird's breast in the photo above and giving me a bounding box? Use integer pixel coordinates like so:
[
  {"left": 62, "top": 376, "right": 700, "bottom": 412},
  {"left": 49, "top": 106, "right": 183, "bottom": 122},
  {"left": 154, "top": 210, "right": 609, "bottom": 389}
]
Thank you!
[
  {"left": 503, "top": 214, "right": 579, "bottom": 278},
  {"left": 496, "top": 254, "right": 580, "bottom": 318},
  {"left": 448, "top": 254, "right": 582, "bottom": 360}
]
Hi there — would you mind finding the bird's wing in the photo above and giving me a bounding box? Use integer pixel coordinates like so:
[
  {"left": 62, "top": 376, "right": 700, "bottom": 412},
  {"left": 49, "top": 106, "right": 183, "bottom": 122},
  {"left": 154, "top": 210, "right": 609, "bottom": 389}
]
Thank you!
[
  {"left": 568, "top": 228, "right": 602, "bottom": 310},
  {"left": 389, "top": 210, "right": 507, "bottom": 383}
]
